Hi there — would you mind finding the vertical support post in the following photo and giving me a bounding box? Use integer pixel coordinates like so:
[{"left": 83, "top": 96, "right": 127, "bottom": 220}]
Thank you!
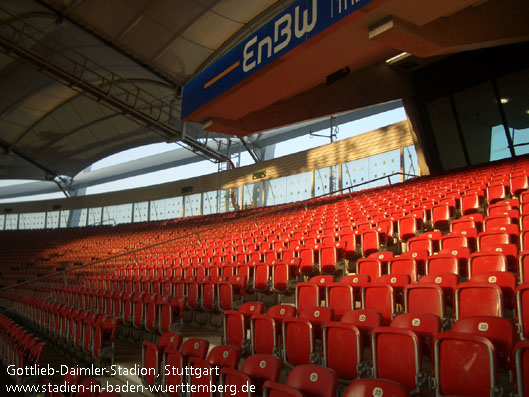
[
  {"left": 400, "top": 146, "right": 405, "bottom": 183},
  {"left": 311, "top": 169, "right": 316, "bottom": 198},
  {"left": 338, "top": 162, "right": 343, "bottom": 192}
]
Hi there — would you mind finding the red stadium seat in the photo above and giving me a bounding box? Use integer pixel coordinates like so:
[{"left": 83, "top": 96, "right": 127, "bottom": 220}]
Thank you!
[
  {"left": 371, "top": 327, "right": 423, "bottom": 392},
  {"left": 455, "top": 283, "right": 504, "bottom": 320},
  {"left": 362, "top": 285, "right": 395, "bottom": 325},
  {"left": 326, "top": 283, "right": 355, "bottom": 320},
  {"left": 180, "top": 337, "right": 209, "bottom": 364},
  {"left": 295, "top": 283, "right": 320, "bottom": 313},
  {"left": 434, "top": 332, "right": 499, "bottom": 396},
  {"left": 388, "top": 257, "right": 418, "bottom": 282},
  {"left": 238, "top": 354, "right": 282, "bottom": 396},
  {"left": 282, "top": 318, "right": 316, "bottom": 367},
  {"left": 141, "top": 332, "right": 182, "bottom": 387},
  {"left": 469, "top": 271, "right": 516, "bottom": 310},
  {"left": 391, "top": 313, "right": 441, "bottom": 359},
  {"left": 356, "top": 258, "right": 382, "bottom": 282},
  {"left": 404, "top": 283, "right": 445, "bottom": 319},
  {"left": 452, "top": 316, "right": 515, "bottom": 371},
  {"left": 322, "top": 322, "right": 362, "bottom": 381},
  {"left": 341, "top": 309, "right": 382, "bottom": 347}
]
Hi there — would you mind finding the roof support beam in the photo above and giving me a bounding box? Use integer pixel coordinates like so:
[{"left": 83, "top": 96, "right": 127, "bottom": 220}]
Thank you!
[{"left": 0, "top": 9, "right": 228, "bottom": 164}]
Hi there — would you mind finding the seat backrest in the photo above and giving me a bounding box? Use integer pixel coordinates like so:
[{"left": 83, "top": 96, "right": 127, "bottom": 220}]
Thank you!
[
  {"left": 470, "top": 271, "right": 516, "bottom": 309},
  {"left": 391, "top": 313, "right": 442, "bottom": 358},
  {"left": 389, "top": 258, "right": 418, "bottom": 282},
  {"left": 241, "top": 354, "right": 282, "bottom": 395},
  {"left": 180, "top": 337, "right": 209, "bottom": 362},
  {"left": 251, "top": 315, "right": 277, "bottom": 355},
  {"left": 207, "top": 345, "right": 241, "bottom": 369},
  {"left": 162, "top": 347, "right": 185, "bottom": 392},
  {"left": 295, "top": 283, "right": 320, "bottom": 312},
  {"left": 452, "top": 316, "right": 515, "bottom": 370},
  {"left": 404, "top": 284, "right": 444, "bottom": 318},
  {"left": 223, "top": 310, "right": 245, "bottom": 350},
  {"left": 340, "top": 274, "right": 370, "bottom": 285},
  {"left": 282, "top": 318, "right": 314, "bottom": 366},
  {"left": 468, "top": 252, "right": 507, "bottom": 277},
  {"left": 323, "top": 322, "right": 362, "bottom": 380},
  {"left": 266, "top": 304, "right": 296, "bottom": 322},
  {"left": 371, "top": 327, "right": 421, "bottom": 392},
  {"left": 326, "top": 283, "right": 354, "bottom": 320},
  {"left": 455, "top": 283, "right": 503, "bottom": 320},
  {"left": 434, "top": 332, "right": 498, "bottom": 396},
  {"left": 158, "top": 331, "right": 183, "bottom": 351},
  {"left": 219, "top": 367, "right": 252, "bottom": 397},
  {"left": 239, "top": 301, "right": 265, "bottom": 318},
  {"left": 298, "top": 307, "right": 333, "bottom": 324},
  {"left": 356, "top": 258, "right": 382, "bottom": 281},
  {"left": 426, "top": 253, "right": 460, "bottom": 276},
  {"left": 340, "top": 310, "right": 382, "bottom": 338},
  {"left": 285, "top": 364, "right": 338, "bottom": 397},
  {"left": 362, "top": 285, "right": 395, "bottom": 325}
]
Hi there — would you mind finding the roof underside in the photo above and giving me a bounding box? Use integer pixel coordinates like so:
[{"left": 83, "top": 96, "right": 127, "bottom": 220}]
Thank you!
[
  {"left": 0, "top": 0, "right": 282, "bottom": 180},
  {"left": 0, "top": 0, "right": 528, "bottom": 182}
]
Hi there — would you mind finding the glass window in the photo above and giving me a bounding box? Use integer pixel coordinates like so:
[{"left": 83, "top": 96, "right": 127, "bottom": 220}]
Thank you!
[
  {"left": 87, "top": 207, "right": 102, "bottom": 226},
  {"left": 0, "top": 214, "right": 4, "bottom": 231},
  {"left": 150, "top": 197, "right": 183, "bottom": 221},
  {"left": 314, "top": 167, "right": 339, "bottom": 196},
  {"left": 427, "top": 97, "right": 468, "bottom": 170},
  {"left": 403, "top": 145, "right": 418, "bottom": 180},
  {"left": 342, "top": 157, "right": 369, "bottom": 191},
  {"left": 46, "top": 211, "right": 59, "bottom": 229},
  {"left": 203, "top": 191, "right": 219, "bottom": 215},
  {"left": 265, "top": 177, "right": 287, "bottom": 206},
  {"left": 59, "top": 210, "right": 70, "bottom": 228},
  {"left": 184, "top": 194, "right": 202, "bottom": 217},
  {"left": 103, "top": 204, "right": 132, "bottom": 225},
  {"left": 29, "top": 212, "right": 46, "bottom": 229},
  {"left": 242, "top": 182, "right": 263, "bottom": 209},
  {"left": 454, "top": 82, "right": 505, "bottom": 165},
  {"left": 5, "top": 214, "right": 18, "bottom": 230},
  {"left": 18, "top": 213, "right": 30, "bottom": 230},
  {"left": 496, "top": 68, "right": 529, "bottom": 157},
  {"left": 286, "top": 172, "right": 312, "bottom": 202},
  {"left": 133, "top": 202, "right": 149, "bottom": 222},
  {"left": 368, "top": 149, "right": 401, "bottom": 188}
]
